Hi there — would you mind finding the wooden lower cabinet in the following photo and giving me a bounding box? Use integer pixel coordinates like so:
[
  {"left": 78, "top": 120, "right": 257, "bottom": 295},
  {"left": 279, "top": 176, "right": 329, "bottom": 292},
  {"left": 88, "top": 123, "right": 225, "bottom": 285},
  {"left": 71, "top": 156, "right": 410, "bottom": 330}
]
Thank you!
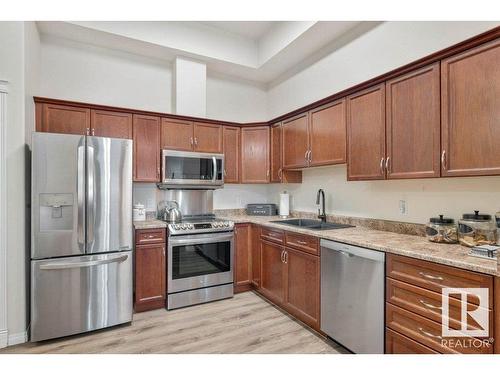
[
  {"left": 283, "top": 247, "right": 320, "bottom": 330},
  {"left": 260, "top": 240, "right": 286, "bottom": 305},
  {"left": 134, "top": 242, "right": 166, "bottom": 312},
  {"left": 234, "top": 223, "right": 252, "bottom": 293},
  {"left": 250, "top": 225, "right": 261, "bottom": 288},
  {"left": 386, "top": 328, "right": 438, "bottom": 354}
]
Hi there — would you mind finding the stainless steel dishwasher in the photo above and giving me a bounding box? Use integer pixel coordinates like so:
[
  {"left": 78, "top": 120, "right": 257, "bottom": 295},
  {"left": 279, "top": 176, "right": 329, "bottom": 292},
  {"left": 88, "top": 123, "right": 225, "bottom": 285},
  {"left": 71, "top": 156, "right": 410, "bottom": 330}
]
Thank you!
[{"left": 320, "top": 239, "right": 385, "bottom": 354}]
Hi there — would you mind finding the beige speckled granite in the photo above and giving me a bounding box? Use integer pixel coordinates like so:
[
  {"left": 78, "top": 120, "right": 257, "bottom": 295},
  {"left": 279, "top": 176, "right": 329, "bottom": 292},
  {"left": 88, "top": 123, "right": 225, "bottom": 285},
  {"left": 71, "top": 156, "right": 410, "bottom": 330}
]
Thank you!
[
  {"left": 219, "top": 214, "right": 499, "bottom": 277},
  {"left": 133, "top": 219, "right": 167, "bottom": 229}
]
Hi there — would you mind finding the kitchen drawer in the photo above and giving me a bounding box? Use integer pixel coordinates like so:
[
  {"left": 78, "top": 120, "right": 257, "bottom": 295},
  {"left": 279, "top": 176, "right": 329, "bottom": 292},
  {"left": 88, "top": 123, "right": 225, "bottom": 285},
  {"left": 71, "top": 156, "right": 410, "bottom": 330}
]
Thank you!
[
  {"left": 285, "top": 232, "right": 319, "bottom": 256},
  {"left": 261, "top": 227, "right": 284, "bottom": 244},
  {"left": 386, "top": 278, "right": 492, "bottom": 331},
  {"left": 386, "top": 328, "right": 438, "bottom": 354},
  {"left": 386, "top": 303, "right": 493, "bottom": 354},
  {"left": 135, "top": 228, "right": 166, "bottom": 245},
  {"left": 386, "top": 254, "right": 493, "bottom": 308}
]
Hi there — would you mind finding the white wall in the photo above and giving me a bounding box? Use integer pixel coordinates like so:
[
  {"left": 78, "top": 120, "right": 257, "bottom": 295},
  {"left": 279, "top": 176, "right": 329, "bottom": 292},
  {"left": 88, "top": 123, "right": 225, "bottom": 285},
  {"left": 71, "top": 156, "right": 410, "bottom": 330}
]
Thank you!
[
  {"left": 265, "top": 21, "right": 500, "bottom": 224},
  {"left": 173, "top": 57, "right": 206, "bottom": 117},
  {"left": 206, "top": 72, "right": 267, "bottom": 122},
  {"left": 39, "top": 35, "right": 173, "bottom": 113}
]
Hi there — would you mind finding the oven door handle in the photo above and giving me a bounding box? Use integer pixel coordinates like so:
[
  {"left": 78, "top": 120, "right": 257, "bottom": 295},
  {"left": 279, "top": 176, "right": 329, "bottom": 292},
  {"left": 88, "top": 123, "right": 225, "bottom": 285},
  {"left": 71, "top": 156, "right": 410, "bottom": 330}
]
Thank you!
[{"left": 169, "top": 233, "right": 234, "bottom": 246}]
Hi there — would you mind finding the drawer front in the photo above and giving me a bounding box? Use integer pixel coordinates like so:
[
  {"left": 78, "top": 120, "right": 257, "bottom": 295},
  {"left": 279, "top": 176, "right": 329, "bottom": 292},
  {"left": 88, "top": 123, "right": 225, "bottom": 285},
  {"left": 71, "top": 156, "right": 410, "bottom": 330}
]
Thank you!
[
  {"left": 386, "top": 303, "right": 493, "bottom": 354},
  {"left": 386, "top": 254, "right": 493, "bottom": 308},
  {"left": 261, "top": 227, "right": 284, "bottom": 244},
  {"left": 386, "top": 278, "right": 492, "bottom": 331},
  {"left": 285, "top": 232, "right": 319, "bottom": 255},
  {"left": 135, "top": 228, "right": 166, "bottom": 245},
  {"left": 386, "top": 328, "right": 438, "bottom": 354}
]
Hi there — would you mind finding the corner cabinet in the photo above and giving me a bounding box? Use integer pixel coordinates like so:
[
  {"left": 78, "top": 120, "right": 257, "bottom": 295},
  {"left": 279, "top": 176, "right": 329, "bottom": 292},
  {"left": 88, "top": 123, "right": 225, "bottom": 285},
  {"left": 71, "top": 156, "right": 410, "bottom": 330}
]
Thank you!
[
  {"left": 347, "top": 84, "right": 386, "bottom": 180},
  {"left": 441, "top": 39, "right": 500, "bottom": 177},
  {"left": 133, "top": 114, "right": 160, "bottom": 182},
  {"left": 240, "top": 126, "right": 270, "bottom": 183},
  {"left": 270, "top": 123, "right": 302, "bottom": 183}
]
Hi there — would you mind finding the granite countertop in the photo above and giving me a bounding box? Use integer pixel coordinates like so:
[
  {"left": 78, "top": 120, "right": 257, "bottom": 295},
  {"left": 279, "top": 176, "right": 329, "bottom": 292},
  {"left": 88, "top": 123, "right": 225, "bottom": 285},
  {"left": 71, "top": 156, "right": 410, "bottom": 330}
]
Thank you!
[
  {"left": 133, "top": 219, "right": 167, "bottom": 229},
  {"left": 218, "top": 215, "right": 500, "bottom": 277}
]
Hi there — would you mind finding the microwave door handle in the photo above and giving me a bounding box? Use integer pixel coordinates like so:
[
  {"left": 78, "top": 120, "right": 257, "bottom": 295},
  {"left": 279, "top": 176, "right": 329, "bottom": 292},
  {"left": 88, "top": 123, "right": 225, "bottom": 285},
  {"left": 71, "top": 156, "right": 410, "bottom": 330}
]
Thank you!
[{"left": 212, "top": 156, "right": 217, "bottom": 183}]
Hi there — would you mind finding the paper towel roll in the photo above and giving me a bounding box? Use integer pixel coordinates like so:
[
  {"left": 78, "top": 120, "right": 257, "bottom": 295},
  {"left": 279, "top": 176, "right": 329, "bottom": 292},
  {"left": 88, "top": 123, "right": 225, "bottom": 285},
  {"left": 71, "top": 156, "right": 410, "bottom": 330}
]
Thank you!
[{"left": 279, "top": 192, "right": 290, "bottom": 217}]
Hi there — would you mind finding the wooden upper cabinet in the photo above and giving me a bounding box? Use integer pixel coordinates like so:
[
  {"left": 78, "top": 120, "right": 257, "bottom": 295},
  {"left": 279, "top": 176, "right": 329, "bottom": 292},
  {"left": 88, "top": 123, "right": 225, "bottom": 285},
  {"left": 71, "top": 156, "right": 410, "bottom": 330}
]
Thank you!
[
  {"left": 38, "top": 103, "right": 90, "bottom": 135},
  {"left": 160, "top": 118, "right": 193, "bottom": 151},
  {"left": 240, "top": 126, "right": 270, "bottom": 183},
  {"left": 441, "top": 39, "right": 500, "bottom": 177},
  {"left": 386, "top": 63, "right": 441, "bottom": 179},
  {"left": 193, "top": 122, "right": 222, "bottom": 153},
  {"left": 91, "top": 109, "right": 132, "bottom": 139},
  {"left": 282, "top": 113, "right": 309, "bottom": 169},
  {"left": 309, "top": 99, "right": 346, "bottom": 166},
  {"left": 133, "top": 114, "right": 160, "bottom": 182},
  {"left": 270, "top": 123, "right": 282, "bottom": 182},
  {"left": 222, "top": 126, "right": 240, "bottom": 183},
  {"left": 347, "top": 84, "right": 386, "bottom": 181}
]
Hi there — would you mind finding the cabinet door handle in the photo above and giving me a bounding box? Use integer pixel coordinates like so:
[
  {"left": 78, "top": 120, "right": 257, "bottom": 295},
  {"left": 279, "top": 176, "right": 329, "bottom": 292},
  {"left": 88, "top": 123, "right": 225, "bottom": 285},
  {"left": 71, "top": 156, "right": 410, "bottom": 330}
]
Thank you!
[
  {"left": 419, "top": 299, "right": 442, "bottom": 311},
  {"left": 308, "top": 150, "right": 312, "bottom": 163},
  {"left": 266, "top": 169, "right": 270, "bottom": 177},
  {"left": 304, "top": 150, "right": 308, "bottom": 162},
  {"left": 385, "top": 157, "right": 390, "bottom": 173},
  {"left": 190, "top": 137, "right": 194, "bottom": 145},
  {"left": 194, "top": 137, "right": 198, "bottom": 146},
  {"left": 418, "top": 271, "right": 444, "bottom": 281},
  {"left": 86, "top": 127, "right": 90, "bottom": 136},
  {"left": 418, "top": 327, "right": 442, "bottom": 340},
  {"left": 284, "top": 251, "right": 288, "bottom": 264},
  {"left": 278, "top": 168, "right": 282, "bottom": 180},
  {"left": 224, "top": 169, "right": 227, "bottom": 176},
  {"left": 441, "top": 150, "right": 447, "bottom": 170},
  {"left": 280, "top": 250, "right": 285, "bottom": 263},
  {"left": 379, "top": 157, "right": 385, "bottom": 175}
]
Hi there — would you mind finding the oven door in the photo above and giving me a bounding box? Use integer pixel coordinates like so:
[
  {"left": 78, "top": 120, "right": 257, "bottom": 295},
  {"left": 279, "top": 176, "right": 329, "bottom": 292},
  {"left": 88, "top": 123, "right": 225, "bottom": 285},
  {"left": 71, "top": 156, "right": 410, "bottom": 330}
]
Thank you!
[
  {"left": 168, "top": 232, "right": 234, "bottom": 293},
  {"left": 161, "top": 150, "right": 224, "bottom": 188}
]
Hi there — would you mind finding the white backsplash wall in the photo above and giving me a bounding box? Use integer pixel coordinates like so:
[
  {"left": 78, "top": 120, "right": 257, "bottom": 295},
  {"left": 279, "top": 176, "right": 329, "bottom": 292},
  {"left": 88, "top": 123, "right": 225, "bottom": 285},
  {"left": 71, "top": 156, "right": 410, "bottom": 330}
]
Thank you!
[{"left": 276, "top": 165, "right": 500, "bottom": 224}]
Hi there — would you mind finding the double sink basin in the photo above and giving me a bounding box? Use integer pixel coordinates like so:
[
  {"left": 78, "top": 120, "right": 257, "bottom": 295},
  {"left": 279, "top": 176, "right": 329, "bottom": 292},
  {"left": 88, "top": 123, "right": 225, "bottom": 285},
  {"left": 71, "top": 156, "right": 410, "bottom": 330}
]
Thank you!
[{"left": 271, "top": 218, "right": 354, "bottom": 231}]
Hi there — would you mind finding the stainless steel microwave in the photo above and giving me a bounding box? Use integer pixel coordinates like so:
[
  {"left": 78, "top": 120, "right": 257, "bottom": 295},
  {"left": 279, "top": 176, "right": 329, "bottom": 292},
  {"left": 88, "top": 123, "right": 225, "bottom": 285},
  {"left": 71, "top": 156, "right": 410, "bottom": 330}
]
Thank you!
[{"left": 159, "top": 150, "right": 224, "bottom": 189}]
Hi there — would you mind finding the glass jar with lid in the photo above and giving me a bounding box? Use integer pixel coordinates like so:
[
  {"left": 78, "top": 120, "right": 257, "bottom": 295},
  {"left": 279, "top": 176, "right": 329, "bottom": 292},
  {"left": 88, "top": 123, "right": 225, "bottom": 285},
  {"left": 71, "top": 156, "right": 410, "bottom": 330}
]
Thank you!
[
  {"left": 458, "top": 211, "right": 497, "bottom": 247},
  {"left": 425, "top": 215, "right": 458, "bottom": 244}
]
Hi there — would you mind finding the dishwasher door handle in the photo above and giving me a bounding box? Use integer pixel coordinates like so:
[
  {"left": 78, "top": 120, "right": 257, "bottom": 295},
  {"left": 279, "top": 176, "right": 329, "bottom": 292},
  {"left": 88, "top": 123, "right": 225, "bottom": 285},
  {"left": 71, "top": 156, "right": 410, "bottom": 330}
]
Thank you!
[{"left": 320, "top": 239, "right": 385, "bottom": 262}]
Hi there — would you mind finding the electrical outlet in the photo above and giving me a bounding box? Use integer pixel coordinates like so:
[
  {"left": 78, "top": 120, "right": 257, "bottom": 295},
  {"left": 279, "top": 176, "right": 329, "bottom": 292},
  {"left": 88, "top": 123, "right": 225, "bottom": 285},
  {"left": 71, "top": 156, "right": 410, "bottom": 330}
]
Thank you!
[{"left": 399, "top": 200, "right": 407, "bottom": 215}]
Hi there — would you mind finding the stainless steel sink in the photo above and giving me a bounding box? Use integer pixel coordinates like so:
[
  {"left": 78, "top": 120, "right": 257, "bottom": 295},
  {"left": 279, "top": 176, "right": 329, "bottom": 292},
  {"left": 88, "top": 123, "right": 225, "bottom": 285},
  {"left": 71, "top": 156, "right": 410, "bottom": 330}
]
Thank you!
[{"left": 271, "top": 218, "right": 354, "bottom": 230}]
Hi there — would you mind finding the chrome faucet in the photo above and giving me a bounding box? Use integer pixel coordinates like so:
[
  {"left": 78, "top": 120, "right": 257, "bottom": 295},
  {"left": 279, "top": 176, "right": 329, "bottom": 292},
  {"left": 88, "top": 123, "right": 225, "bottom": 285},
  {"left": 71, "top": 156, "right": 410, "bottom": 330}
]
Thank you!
[{"left": 316, "top": 189, "right": 326, "bottom": 222}]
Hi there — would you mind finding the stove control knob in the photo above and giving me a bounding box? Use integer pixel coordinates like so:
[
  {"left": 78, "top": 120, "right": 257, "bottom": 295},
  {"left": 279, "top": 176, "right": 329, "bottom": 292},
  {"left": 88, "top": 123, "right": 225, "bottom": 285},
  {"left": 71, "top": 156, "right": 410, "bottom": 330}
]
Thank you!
[
  {"left": 173, "top": 225, "right": 179, "bottom": 230},
  {"left": 181, "top": 224, "right": 187, "bottom": 230},
  {"left": 224, "top": 222, "right": 229, "bottom": 227},
  {"left": 213, "top": 223, "right": 219, "bottom": 228}
]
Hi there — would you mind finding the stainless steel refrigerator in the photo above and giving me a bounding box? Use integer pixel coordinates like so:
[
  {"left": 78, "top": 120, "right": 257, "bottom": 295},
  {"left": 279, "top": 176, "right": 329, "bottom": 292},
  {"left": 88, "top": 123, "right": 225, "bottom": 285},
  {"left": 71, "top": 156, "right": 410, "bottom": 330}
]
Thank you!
[{"left": 30, "top": 132, "right": 133, "bottom": 342}]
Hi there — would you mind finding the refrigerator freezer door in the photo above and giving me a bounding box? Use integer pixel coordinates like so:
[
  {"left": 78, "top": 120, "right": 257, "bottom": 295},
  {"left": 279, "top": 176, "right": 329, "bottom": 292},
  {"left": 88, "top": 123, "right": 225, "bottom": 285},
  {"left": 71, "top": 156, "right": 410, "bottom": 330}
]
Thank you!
[
  {"left": 86, "top": 136, "right": 133, "bottom": 254},
  {"left": 30, "top": 251, "right": 133, "bottom": 342},
  {"left": 32, "top": 132, "right": 86, "bottom": 259}
]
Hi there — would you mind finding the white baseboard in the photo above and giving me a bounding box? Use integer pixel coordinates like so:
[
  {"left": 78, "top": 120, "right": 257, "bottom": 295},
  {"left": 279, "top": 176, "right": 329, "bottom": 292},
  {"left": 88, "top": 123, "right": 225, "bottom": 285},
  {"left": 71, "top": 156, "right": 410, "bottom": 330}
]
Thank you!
[
  {"left": 7, "top": 331, "right": 27, "bottom": 346},
  {"left": 0, "top": 329, "right": 7, "bottom": 348}
]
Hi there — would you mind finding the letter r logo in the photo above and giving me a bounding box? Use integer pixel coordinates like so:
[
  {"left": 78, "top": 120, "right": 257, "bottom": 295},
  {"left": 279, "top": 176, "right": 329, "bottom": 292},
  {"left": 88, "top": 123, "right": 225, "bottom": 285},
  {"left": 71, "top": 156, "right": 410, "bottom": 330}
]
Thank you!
[{"left": 442, "top": 288, "right": 489, "bottom": 337}]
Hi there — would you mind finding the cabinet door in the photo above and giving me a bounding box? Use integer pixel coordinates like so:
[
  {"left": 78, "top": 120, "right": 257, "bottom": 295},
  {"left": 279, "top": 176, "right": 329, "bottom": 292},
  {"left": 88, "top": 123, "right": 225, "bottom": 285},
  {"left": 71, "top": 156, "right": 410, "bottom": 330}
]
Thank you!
[
  {"left": 134, "top": 243, "right": 166, "bottom": 312},
  {"left": 222, "top": 126, "right": 240, "bottom": 183},
  {"left": 194, "top": 122, "right": 223, "bottom": 153},
  {"left": 309, "top": 99, "right": 346, "bottom": 166},
  {"left": 250, "top": 225, "right": 261, "bottom": 289},
  {"left": 347, "top": 84, "right": 386, "bottom": 180},
  {"left": 240, "top": 126, "right": 270, "bottom": 183},
  {"left": 91, "top": 109, "right": 132, "bottom": 139},
  {"left": 283, "top": 247, "right": 320, "bottom": 329},
  {"left": 386, "top": 64, "right": 440, "bottom": 179},
  {"left": 234, "top": 223, "right": 252, "bottom": 292},
  {"left": 441, "top": 40, "right": 500, "bottom": 177},
  {"left": 270, "top": 123, "right": 282, "bottom": 182},
  {"left": 39, "top": 103, "right": 90, "bottom": 135},
  {"left": 133, "top": 114, "right": 160, "bottom": 182},
  {"left": 282, "top": 113, "right": 309, "bottom": 169},
  {"left": 160, "top": 118, "right": 193, "bottom": 151},
  {"left": 260, "top": 240, "right": 285, "bottom": 305}
]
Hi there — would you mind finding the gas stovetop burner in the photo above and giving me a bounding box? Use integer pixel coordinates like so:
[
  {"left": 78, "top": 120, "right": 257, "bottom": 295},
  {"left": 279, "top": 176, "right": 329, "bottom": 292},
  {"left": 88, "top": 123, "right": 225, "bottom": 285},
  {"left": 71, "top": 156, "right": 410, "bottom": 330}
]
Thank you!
[{"left": 167, "top": 217, "right": 234, "bottom": 235}]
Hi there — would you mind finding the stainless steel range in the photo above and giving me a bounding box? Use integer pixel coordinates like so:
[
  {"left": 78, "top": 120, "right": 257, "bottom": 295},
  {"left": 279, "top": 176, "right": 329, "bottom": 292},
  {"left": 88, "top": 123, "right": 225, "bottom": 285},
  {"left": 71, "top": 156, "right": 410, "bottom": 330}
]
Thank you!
[{"left": 158, "top": 190, "right": 234, "bottom": 309}]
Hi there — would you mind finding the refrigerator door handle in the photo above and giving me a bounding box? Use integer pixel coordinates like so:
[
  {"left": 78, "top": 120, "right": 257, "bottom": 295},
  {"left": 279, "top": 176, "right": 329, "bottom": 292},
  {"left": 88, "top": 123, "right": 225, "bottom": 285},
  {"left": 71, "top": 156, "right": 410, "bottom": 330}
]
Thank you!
[
  {"left": 87, "top": 145, "right": 95, "bottom": 247},
  {"left": 39, "top": 253, "right": 129, "bottom": 270},
  {"left": 77, "top": 144, "right": 85, "bottom": 248}
]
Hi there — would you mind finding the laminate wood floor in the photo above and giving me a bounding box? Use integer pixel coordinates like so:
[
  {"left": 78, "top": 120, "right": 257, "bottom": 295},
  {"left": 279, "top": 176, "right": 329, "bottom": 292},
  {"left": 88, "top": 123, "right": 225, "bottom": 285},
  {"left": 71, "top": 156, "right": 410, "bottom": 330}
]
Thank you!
[{"left": 1, "top": 291, "right": 347, "bottom": 354}]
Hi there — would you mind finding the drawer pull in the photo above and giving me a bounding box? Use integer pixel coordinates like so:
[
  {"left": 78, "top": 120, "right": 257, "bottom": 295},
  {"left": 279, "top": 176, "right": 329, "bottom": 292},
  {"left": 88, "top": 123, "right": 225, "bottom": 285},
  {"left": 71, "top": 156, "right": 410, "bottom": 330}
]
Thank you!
[
  {"left": 419, "top": 299, "right": 442, "bottom": 311},
  {"left": 296, "top": 240, "right": 308, "bottom": 245},
  {"left": 418, "top": 272, "right": 444, "bottom": 281},
  {"left": 147, "top": 235, "right": 156, "bottom": 238},
  {"left": 418, "top": 327, "right": 442, "bottom": 340}
]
